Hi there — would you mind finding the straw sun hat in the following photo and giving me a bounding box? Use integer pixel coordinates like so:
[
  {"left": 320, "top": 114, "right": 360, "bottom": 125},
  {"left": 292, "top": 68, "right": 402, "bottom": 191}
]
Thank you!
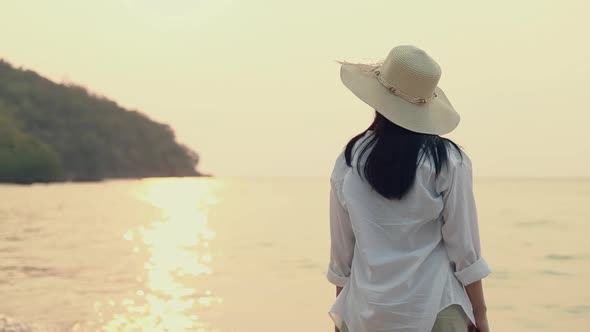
[{"left": 340, "top": 45, "right": 460, "bottom": 135}]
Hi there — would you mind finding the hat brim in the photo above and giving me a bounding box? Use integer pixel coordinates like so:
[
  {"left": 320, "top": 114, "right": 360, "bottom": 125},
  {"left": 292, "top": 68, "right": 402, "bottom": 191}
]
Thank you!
[{"left": 340, "top": 63, "right": 460, "bottom": 135}]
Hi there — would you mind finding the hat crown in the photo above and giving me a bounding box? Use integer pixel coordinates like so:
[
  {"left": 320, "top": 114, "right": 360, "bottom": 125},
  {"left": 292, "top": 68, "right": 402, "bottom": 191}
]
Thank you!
[{"left": 379, "top": 45, "right": 441, "bottom": 100}]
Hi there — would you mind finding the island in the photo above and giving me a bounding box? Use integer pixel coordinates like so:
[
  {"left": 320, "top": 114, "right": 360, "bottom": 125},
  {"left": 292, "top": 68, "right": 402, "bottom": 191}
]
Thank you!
[{"left": 0, "top": 60, "right": 202, "bottom": 184}]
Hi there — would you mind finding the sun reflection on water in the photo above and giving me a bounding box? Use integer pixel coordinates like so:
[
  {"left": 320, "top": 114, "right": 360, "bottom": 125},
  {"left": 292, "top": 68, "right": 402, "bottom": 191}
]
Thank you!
[{"left": 100, "top": 178, "right": 222, "bottom": 332}]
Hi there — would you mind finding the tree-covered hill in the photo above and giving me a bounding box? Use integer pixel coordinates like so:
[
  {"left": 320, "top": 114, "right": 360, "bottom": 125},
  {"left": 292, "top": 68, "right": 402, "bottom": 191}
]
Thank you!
[{"left": 0, "top": 60, "right": 201, "bottom": 184}]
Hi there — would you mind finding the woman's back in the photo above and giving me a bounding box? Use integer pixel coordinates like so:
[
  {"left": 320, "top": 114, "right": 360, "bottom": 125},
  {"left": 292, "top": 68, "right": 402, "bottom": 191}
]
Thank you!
[{"left": 328, "top": 131, "right": 489, "bottom": 332}]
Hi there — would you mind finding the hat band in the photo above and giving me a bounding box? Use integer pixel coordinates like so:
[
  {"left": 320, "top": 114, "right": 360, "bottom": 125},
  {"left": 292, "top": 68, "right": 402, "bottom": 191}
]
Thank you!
[{"left": 374, "top": 69, "right": 437, "bottom": 105}]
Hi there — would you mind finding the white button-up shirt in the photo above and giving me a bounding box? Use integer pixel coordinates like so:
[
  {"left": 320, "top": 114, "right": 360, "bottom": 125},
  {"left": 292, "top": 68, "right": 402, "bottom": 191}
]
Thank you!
[{"left": 327, "top": 131, "right": 491, "bottom": 332}]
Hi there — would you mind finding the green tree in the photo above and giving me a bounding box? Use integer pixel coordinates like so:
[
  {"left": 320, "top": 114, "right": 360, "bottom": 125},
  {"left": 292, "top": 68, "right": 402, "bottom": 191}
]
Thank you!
[
  {"left": 0, "top": 110, "right": 62, "bottom": 183},
  {"left": 0, "top": 59, "right": 201, "bottom": 183}
]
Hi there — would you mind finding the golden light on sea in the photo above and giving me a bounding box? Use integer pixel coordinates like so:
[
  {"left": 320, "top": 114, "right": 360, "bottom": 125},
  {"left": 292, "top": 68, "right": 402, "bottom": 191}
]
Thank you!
[{"left": 97, "top": 178, "right": 222, "bottom": 332}]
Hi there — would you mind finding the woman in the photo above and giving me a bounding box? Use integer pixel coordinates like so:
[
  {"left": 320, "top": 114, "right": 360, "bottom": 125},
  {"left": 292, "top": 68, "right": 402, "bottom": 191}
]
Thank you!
[{"left": 327, "top": 45, "right": 491, "bottom": 332}]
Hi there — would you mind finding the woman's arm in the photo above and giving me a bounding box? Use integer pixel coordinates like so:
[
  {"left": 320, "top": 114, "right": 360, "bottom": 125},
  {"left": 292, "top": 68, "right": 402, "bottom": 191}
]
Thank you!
[
  {"left": 465, "top": 280, "right": 490, "bottom": 332},
  {"left": 464, "top": 280, "right": 487, "bottom": 315},
  {"left": 326, "top": 178, "right": 355, "bottom": 287},
  {"left": 328, "top": 169, "right": 354, "bottom": 332},
  {"left": 440, "top": 155, "right": 491, "bottom": 282},
  {"left": 439, "top": 154, "right": 492, "bottom": 329},
  {"left": 334, "top": 286, "right": 344, "bottom": 332}
]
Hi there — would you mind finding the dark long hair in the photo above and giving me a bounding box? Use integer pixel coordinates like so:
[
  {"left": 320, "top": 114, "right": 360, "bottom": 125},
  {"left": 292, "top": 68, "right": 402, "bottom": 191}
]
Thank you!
[{"left": 345, "top": 111, "right": 463, "bottom": 200}]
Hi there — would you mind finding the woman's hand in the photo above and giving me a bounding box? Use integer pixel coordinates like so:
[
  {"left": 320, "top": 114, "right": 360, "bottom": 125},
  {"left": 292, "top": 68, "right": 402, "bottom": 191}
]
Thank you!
[{"left": 468, "top": 311, "right": 489, "bottom": 332}]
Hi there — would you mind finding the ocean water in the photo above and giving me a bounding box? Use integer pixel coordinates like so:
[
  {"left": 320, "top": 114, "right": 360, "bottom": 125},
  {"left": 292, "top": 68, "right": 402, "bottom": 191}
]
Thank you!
[{"left": 0, "top": 177, "right": 588, "bottom": 331}]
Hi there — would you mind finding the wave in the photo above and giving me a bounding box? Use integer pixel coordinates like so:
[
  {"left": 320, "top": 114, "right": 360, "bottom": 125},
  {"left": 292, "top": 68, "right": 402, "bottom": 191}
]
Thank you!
[{"left": 0, "top": 314, "right": 53, "bottom": 332}]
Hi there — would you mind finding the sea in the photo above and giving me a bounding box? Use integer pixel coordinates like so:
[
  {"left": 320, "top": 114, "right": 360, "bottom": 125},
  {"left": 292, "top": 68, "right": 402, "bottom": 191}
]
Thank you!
[{"left": 0, "top": 177, "right": 589, "bottom": 331}]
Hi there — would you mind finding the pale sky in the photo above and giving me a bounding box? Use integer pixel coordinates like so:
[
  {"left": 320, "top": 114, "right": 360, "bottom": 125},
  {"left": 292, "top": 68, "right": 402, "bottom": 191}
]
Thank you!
[{"left": 1, "top": 0, "right": 589, "bottom": 177}]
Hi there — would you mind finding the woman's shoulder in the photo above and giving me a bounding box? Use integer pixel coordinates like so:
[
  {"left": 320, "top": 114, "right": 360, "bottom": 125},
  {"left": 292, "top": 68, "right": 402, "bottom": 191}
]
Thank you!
[
  {"left": 330, "top": 149, "right": 349, "bottom": 183},
  {"left": 417, "top": 141, "right": 471, "bottom": 172},
  {"left": 446, "top": 144, "right": 472, "bottom": 170},
  {"left": 330, "top": 149, "right": 352, "bottom": 208},
  {"left": 434, "top": 145, "right": 474, "bottom": 193},
  {"left": 330, "top": 131, "right": 373, "bottom": 181}
]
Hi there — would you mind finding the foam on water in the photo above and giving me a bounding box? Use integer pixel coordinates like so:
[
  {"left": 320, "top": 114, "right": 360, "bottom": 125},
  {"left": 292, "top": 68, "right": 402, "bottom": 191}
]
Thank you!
[{"left": 0, "top": 315, "right": 51, "bottom": 332}]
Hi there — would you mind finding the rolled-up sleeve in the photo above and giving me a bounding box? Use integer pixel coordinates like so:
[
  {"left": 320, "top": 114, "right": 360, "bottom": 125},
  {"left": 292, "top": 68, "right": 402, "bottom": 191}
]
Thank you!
[
  {"left": 327, "top": 179, "right": 355, "bottom": 287},
  {"left": 440, "top": 156, "right": 492, "bottom": 286}
]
